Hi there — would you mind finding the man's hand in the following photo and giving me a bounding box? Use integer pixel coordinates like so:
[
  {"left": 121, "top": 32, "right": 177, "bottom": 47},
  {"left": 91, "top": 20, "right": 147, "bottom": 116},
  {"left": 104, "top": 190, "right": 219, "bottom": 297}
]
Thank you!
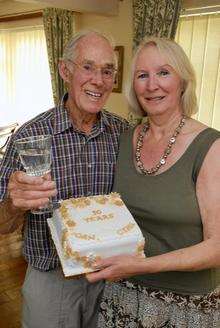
[{"left": 8, "top": 171, "right": 57, "bottom": 211}]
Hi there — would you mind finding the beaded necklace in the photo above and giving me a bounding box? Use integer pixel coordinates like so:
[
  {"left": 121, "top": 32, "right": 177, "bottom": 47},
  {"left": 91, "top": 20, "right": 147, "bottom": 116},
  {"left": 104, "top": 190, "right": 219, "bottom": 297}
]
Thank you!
[{"left": 135, "top": 116, "right": 186, "bottom": 175}]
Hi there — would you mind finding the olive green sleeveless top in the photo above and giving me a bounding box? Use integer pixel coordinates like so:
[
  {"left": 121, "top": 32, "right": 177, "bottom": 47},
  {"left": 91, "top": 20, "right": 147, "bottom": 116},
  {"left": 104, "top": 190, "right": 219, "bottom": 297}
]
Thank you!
[{"left": 113, "top": 127, "right": 220, "bottom": 295}]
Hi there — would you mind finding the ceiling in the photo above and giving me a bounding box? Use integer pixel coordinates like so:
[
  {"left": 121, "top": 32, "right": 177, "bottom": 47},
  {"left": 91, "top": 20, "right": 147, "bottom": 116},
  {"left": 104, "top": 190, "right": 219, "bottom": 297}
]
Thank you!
[
  {"left": 0, "top": 0, "right": 119, "bottom": 16},
  {"left": 1, "top": 0, "right": 219, "bottom": 18}
]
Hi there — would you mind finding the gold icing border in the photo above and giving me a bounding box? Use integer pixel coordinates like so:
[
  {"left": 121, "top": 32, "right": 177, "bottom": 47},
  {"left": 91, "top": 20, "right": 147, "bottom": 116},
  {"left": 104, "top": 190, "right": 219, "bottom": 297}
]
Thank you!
[{"left": 63, "top": 240, "right": 101, "bottom": 269}]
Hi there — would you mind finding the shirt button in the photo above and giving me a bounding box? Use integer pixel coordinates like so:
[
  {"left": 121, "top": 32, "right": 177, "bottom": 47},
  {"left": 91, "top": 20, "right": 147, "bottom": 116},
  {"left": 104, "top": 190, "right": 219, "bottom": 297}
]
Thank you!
[{"left": 88, "top": 164, "right": 92, "bottom": 168}]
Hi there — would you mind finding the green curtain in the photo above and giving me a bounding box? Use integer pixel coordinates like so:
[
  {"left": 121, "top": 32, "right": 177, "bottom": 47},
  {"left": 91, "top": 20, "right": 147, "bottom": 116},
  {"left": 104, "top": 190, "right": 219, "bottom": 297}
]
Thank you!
[
  {"left": 43, "top": 8, "right": 74, "bottom": 105},
  {"left": 133, "top": 0, "right": 182, "bottom": 49}
]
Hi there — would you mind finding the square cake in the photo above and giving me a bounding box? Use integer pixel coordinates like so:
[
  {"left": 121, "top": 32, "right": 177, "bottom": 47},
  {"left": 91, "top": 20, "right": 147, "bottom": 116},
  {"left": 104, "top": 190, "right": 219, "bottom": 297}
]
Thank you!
[{"left": 47, "top": 193, "right": 145, "bottom": 277}]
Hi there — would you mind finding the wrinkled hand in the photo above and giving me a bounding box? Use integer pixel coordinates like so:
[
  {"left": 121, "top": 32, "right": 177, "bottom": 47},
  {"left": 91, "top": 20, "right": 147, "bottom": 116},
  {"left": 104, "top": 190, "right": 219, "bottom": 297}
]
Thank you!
[
  {"left": 8, "top": 171, "right": 57, "bottom": 211},
  {"left": 86, "top": 254, "right": 146, "bottom": 283}
]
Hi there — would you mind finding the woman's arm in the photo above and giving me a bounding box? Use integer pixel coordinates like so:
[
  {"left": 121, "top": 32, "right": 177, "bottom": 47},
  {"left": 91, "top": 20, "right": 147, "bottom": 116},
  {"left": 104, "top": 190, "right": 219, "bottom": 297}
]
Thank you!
[{"left": 87, "top": 139, "right": 220, "bottom": 282}]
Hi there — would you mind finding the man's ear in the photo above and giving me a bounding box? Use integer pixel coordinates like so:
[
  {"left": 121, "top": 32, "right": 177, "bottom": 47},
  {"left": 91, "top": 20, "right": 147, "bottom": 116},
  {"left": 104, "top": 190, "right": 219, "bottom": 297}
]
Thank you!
[{"left": 58, "top": 60, "right": 71, "bottom": 83}]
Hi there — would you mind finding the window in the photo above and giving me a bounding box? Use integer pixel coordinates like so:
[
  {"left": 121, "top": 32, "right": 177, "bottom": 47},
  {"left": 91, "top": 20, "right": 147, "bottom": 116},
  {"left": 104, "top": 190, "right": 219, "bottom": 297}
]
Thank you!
[
  {"left": 0, "top": 25, "right": 54, "bottom": 126},
  {"left": 176, "top": 13, "right": 220, "bottom": 130}
]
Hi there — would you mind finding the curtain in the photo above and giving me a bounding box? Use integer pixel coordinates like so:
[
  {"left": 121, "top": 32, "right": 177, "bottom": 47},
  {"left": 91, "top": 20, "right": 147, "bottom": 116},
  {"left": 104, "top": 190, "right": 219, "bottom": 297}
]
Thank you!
[
  {"left": 0, "top": 26, "right": 54, "bottom": 126},
  {"left": 133, "top": 0, "right": 182, "bottom": 49},
  {"left": 176, "top": 14, "right": 220, "bottom": 130},
  {"left": 43, "top": 8, "right": 74, "bottom": 105}
]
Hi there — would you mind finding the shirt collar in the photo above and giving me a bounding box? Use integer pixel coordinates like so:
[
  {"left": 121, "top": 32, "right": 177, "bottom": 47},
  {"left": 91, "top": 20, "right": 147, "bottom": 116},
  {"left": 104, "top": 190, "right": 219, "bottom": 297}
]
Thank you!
[
  {"left": 53, "top": 93, "right": 73, "bottom": 135},
  {"left": 53, "top": 93, "right": 111, "bottom": 135},
  {"left": 100, "top": 109, "right": 112, "bottom": 128}
]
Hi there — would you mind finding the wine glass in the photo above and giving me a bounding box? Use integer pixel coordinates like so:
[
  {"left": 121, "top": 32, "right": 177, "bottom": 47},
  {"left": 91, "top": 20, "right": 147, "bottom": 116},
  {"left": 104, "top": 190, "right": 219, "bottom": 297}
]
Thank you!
[{"left": 15, "top": 135, "right": 53, "bottom": 214}]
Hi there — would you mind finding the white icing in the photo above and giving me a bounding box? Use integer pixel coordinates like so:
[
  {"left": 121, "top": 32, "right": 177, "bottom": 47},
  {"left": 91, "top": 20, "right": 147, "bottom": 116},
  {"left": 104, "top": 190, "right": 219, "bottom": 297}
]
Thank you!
[{"left": 48, "top": 193, "right": 145, "bottom": 277}]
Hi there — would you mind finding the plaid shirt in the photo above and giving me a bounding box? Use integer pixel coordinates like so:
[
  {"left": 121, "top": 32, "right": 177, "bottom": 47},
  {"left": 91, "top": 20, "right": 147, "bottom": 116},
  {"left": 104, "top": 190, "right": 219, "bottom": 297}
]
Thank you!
[{"left": 0, "top": 94, "right": 129, "bottom": 270}]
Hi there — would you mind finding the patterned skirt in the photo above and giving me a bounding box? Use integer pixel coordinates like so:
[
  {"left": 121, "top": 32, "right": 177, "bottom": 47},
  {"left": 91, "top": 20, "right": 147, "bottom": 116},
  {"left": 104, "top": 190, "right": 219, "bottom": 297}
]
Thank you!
[{"left": 98, "top": 280, "right": 220, "bottom": 328}]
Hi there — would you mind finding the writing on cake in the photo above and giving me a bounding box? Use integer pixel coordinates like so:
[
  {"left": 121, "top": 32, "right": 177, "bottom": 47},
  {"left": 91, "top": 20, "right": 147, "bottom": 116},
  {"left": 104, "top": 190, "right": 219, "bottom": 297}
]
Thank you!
[{"left": 84, "top": 210, "right": 114, "bottom": 223}]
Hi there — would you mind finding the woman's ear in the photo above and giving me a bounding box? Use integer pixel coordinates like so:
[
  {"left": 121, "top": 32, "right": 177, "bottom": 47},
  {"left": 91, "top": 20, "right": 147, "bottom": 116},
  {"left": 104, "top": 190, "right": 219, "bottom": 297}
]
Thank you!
[
  {"left": 58, "top": 60, "right": 71, "bottom": 83},
  {"left": 181, "top": 80, "right": 186, "bottom": 96}
]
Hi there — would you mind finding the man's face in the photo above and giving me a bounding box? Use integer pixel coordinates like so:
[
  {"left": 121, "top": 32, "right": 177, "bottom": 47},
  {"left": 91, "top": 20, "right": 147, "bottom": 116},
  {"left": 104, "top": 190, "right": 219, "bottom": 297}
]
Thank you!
[{"left": 65, "top": 34, "right": 116, "bottom": 116}]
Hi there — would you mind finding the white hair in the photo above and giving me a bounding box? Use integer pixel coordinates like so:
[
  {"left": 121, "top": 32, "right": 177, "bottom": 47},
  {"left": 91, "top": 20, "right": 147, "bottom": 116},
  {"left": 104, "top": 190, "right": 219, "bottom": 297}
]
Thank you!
[{"left": 61, "top": 29, "right": 117, "bottom": 65}]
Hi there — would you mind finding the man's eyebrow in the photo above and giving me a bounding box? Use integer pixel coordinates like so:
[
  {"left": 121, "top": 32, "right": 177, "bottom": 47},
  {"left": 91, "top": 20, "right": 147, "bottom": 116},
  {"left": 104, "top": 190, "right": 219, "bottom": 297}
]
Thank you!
[
  {"left": 81, "top": 59, "right": 93, "bottom": 64},
  {"left": 82, "top": 59, "right": 115, "bottom": 68}
]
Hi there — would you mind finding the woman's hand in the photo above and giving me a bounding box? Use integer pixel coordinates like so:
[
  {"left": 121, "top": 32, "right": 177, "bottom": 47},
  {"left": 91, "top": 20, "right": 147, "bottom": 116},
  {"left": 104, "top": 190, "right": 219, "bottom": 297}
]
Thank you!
[{"left": 86, "top": 254, "right": 146, "bottom": 283}]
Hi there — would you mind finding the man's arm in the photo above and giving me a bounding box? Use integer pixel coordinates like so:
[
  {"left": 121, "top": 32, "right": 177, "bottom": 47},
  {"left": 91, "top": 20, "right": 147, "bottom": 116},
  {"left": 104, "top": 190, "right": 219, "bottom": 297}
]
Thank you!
[
  {"left": 0, "top": 171, "right": 57, "bottom": 234},
  {"left": 0, "top": 197, "right": 26, "bottom": 234}
]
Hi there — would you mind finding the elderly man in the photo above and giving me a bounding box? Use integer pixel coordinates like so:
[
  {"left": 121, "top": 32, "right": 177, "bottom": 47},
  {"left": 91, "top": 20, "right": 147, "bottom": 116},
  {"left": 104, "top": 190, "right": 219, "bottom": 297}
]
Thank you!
[{"left": 0, "top": 30, "right": 129, "bottom": 328}]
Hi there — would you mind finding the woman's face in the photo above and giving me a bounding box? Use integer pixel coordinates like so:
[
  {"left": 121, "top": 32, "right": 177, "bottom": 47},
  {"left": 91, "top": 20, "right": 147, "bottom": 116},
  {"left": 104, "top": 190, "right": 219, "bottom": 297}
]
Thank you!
[{"left": 133, "top": 44, "right": 183, "bottom": 118}]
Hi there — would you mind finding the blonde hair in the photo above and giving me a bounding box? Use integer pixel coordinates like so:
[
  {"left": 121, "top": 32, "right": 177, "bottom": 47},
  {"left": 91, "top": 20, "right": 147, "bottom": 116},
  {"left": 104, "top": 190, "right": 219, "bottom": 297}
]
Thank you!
[{"left": 127, "top": 36, "right": 198, "bottom": 117}]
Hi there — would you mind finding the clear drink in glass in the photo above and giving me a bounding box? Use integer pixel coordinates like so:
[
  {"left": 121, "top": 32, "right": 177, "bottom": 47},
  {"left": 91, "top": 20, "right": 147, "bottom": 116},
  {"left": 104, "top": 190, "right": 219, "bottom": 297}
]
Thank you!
[{"left": 15, "top": 135, "right": 53, "bottom": 214}]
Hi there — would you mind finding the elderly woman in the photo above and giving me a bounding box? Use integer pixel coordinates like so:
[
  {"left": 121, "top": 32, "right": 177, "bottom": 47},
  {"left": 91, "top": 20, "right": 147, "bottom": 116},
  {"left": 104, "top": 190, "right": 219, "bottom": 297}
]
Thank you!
[{"left": 87, "top": 37, "right": 220, "bottom": 327}]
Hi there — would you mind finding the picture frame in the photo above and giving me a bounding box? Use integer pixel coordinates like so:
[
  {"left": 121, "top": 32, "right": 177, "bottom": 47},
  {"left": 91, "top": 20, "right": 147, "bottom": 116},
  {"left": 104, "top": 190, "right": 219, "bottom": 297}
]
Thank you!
[{"left": 113, "top": 46, "right": 124, "bottom": 93}]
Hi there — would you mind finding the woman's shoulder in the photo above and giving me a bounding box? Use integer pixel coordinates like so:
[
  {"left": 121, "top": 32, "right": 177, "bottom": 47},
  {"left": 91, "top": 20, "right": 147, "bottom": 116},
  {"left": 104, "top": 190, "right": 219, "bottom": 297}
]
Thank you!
[
  {"left": 185, "top": 118, "right": 207, "bottom": 135},
  {"left": 183, "top": 118, "right": 220, "bottom": 143},
  {"left": 186, "top": 118, "right": 220, "bottom": 163}
]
